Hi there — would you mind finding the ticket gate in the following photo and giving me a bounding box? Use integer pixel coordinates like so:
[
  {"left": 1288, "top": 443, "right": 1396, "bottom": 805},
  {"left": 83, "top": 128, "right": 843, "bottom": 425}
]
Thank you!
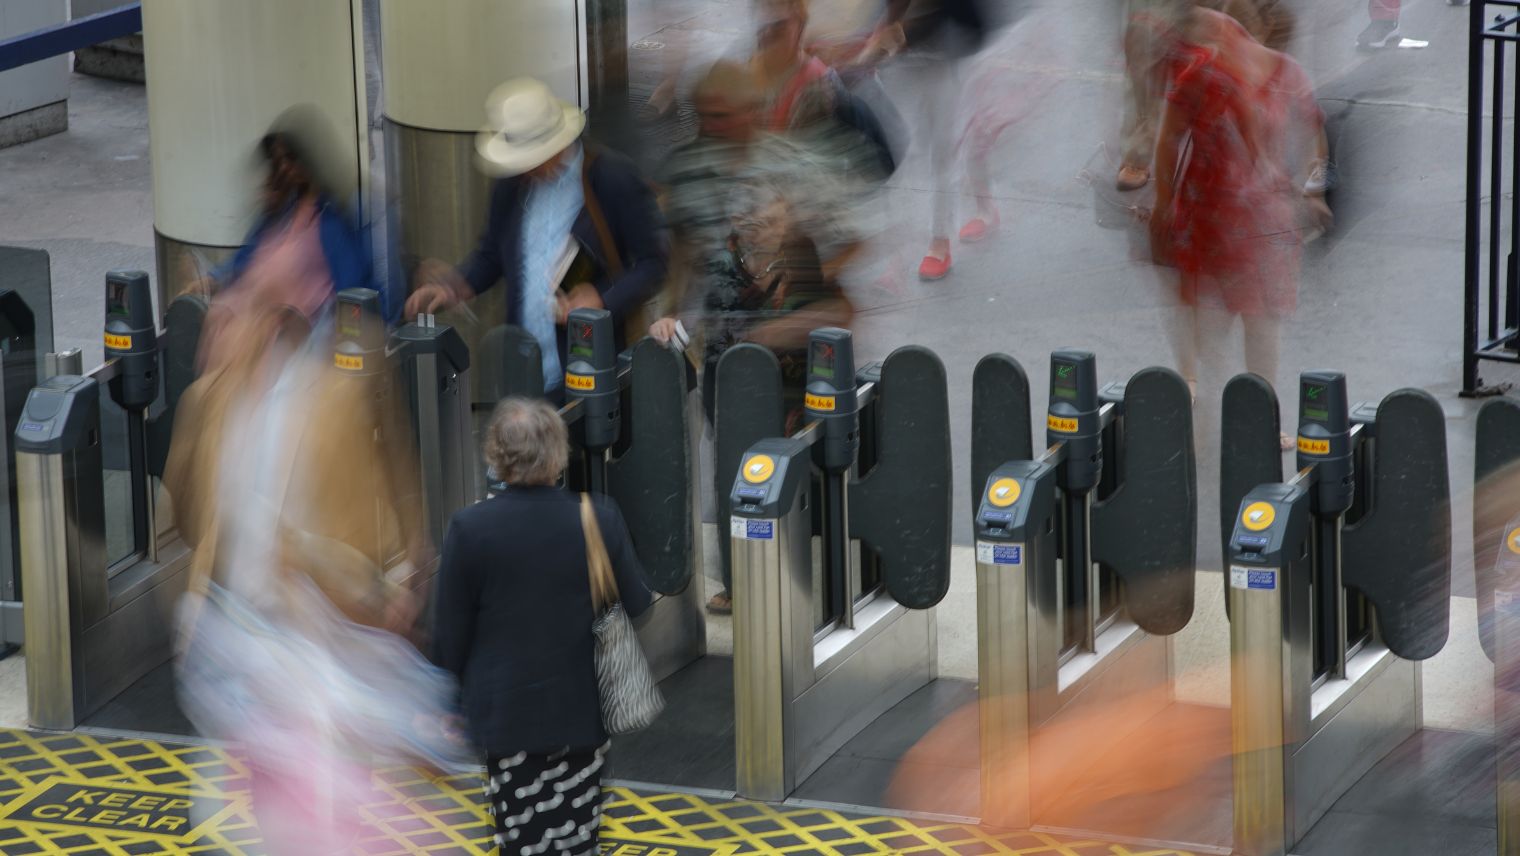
[
  {"left": 17, "top": 271, "right": 205, "bottom": 730},
  {"left": 387, "top": 310, "right": 477, "bottom": 558},
  {"left": 971, "top": 351, "right": 1197, "bottom": 833},
  {"left": 726, "top": 328, "right": 950, "bottom": 801},
  {"left": 476, "top": 310, "right": 702, "bottom": 682},
  {"left": 1222, "top": 371, "right": 1451, "bottom": 856}
]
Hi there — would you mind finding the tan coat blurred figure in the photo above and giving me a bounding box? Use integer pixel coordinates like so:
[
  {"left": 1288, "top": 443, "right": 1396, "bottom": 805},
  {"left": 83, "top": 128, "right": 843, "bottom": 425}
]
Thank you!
[
  {"left": 165, "top": 307, "right": 425, "bottom": 629},
  {"left": 166, "top": 304, "right": 427, "bottom": 636},
  {"left": 164, "top": 303, "right": 456, "bottom": 855}
]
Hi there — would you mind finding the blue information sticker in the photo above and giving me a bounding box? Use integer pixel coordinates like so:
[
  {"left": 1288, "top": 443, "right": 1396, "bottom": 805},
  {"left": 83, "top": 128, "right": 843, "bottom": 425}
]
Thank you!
[
  {"left": 19, "top": 422, "right": 42, "bottom": 432},
  {"left": 731, "top": 517, "right": 775, "bottom": 540},
  {"left": 976, "top": 541, "right": 1023, "bottom": 567},
  {"left": 1230, "top": 565, "right": 1277, "bottom": 591}
]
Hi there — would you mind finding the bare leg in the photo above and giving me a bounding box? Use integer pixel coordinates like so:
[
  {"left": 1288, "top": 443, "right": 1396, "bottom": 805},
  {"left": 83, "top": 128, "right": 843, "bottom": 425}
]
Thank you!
[{"left": 1241, "top": 312, "right": 1282, "bottom": 391}]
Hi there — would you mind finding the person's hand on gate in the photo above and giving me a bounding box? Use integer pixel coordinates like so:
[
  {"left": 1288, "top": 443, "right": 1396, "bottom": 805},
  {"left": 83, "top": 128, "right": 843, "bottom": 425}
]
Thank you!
[
  {"left": 405, "top": 259, "right": 469, "bottom": 319},
  {"left": 648, "top": 317, "right": 680, "bottom": 344}
]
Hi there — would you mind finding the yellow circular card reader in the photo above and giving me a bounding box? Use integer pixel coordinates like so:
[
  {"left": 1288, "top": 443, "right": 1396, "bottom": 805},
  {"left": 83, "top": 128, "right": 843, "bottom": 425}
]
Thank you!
[
  {"left": 1242, "top": 501, "right": 1276, "bottom": 532},
  {"left": 743, "top": 454, "right": 775, "bottom": 484},
  {"left": 1507, "top": 527, "right": 1520, "bottom": 555},
  {"left": 988, "top": 478, "right": 1022, "bottom": 508}
]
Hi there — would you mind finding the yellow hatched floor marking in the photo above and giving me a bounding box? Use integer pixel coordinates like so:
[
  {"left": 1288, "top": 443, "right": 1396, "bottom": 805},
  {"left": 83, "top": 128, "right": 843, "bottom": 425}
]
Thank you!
[{"left": 0, "top": 729, "right": 1201, "bottom": 855}]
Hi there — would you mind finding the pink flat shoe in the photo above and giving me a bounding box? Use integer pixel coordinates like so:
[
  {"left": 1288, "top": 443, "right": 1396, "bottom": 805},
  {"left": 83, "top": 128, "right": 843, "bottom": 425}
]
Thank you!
[
  {"left": 918, "top": 251, "right": 952, "bottom": 280},
  {"left": 958, "top": 212, "right": 1001, "bottom": 243}
]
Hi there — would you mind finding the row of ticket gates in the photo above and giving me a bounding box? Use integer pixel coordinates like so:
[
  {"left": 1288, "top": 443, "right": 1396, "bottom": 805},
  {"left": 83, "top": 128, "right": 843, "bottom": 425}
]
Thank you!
[{"left": 3, "top": 271, "right": 1520, "bottom": 854}]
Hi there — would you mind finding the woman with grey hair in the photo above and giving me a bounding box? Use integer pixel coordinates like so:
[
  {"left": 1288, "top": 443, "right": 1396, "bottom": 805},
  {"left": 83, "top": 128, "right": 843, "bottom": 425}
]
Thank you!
[{"left": 432, "top": 397, "right": 652, "bottom": 855}]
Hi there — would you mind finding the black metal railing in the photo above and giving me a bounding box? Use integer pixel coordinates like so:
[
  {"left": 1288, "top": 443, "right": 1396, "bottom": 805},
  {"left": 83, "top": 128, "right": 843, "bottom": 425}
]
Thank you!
[{"left": 1464, "top": 1, "right": 1520, "bottom": 395}]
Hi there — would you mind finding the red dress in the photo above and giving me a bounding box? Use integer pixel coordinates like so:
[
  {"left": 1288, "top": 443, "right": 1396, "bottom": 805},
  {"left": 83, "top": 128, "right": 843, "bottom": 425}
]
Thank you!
[{"left": 1165, "top": 44, "right": 1322, "bottom": 316}]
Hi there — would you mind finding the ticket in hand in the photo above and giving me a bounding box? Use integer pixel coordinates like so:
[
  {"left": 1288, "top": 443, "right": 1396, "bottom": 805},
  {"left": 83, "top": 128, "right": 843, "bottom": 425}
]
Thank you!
[{"left": 667, "top": 320, "right": 690, "bottom": 353}]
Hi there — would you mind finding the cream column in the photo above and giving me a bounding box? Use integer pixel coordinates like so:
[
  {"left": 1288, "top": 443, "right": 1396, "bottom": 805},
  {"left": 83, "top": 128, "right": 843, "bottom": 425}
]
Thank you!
[{"left": 142, "top": 0, "right": 367, "bottom": 315}]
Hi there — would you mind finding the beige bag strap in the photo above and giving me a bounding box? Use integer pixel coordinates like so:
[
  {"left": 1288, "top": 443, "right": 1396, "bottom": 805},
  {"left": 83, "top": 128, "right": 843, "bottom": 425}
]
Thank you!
[{"left": 581, "top": 493, "right": 619, "bottom": 614}]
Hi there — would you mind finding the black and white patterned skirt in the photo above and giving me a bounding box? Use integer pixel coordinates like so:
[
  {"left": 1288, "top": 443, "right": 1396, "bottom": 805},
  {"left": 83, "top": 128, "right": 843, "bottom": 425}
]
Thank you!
[{"left": 484, "top": 742, "right": 608, "bottom": 855}]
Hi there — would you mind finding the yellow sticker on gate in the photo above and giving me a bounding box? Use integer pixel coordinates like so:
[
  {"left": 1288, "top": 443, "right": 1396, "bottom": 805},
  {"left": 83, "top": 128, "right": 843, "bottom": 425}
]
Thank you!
[
  {"left": 987, "top": 478, "right": 1021, "bottom": 508},
  {"left": 1297, "top": 437, "right": 1330, "bottom": 455},
  {"left": 805, "top": 393, "right": 836, "bottom": 412},
  {"left": 1508, "top": 528, "right": 1520, "bottom": 555},
  {"left": 104, "top": 333, "right": 131, "bottom": 350},
  {"left": 1047, "top": 414, "right": 1078, "bottom": 433},
  {"left": 1242, "top": 501, "right": 1276, "bottom": 532},
  {"left": 742, "top": 454, "right": 775, "bottom": 484},
  {"left": 565, "top": 373, "right": 595, "bottom": 391},
  {"left": 334, "top": 353, "right": 363, "bottom": 371}
]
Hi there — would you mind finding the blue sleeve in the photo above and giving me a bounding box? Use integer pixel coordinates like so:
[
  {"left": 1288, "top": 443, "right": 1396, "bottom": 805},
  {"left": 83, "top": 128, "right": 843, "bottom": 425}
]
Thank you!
[
  {"left": 211, "top": 222, "right": 265, "bottom": 285},
  {"left": 318, "top": 205, "right": 390, "bottom": 320}
]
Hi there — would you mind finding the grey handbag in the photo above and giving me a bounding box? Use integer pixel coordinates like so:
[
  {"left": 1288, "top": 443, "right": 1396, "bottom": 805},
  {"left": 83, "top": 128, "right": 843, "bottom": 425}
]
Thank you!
[{"left": 581, "top": 494, "right": 665, "bottom": 734}]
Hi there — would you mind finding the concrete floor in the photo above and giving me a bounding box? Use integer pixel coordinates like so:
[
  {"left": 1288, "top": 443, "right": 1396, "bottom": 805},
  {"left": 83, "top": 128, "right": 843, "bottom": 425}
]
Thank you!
[{"left": 0, "top": 0, "right": 1500, "bottom": 775}]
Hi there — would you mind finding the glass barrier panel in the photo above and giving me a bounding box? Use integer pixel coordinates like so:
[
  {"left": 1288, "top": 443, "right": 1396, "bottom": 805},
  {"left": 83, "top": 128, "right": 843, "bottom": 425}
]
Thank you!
[{"left": 100, "top": 385, "right": 140, "bottom": 571}]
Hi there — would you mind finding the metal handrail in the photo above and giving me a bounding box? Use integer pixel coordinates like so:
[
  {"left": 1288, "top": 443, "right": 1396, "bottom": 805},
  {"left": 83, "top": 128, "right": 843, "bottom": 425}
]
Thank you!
[{"left": 0, "top": 3, "right": 142, "bottom": 75}]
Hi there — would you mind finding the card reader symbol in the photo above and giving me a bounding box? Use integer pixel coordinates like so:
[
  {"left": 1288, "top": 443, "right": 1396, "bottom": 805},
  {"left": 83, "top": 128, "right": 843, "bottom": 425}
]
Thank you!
[
  {"left": 1242, "top": 501, "right": 1276, "bottom": 532},
  {"left": 987, "top": 478, "right": 1021, "bottom": 508},
  {"left": 742, "top": 454, "right": 775, "bottom": 484}
]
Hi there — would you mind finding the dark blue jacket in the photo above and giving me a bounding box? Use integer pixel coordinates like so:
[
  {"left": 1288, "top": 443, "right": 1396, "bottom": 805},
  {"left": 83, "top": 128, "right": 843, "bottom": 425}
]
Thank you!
[
  {"left": 458, "top": 147, "right": 667, "bottom": 349},
  {"left": 218, "top": 196, "right": 392, "bottom": 321},
  {"left": 431, "top": 487, "right": 653, "bottom": 755}
]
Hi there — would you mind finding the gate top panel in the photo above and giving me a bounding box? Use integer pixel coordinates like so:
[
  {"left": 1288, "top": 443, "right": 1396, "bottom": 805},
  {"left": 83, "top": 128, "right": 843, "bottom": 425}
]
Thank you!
[
  {"left": 849, "top": 346, "right": 952, "bottom": 610},
  {"left": 608, "top": 339, "right": 693, "bottom": 596},
  {"left": 1091, "top": 367, "right": 1196, "bottom": 636},
  {"left": 1472, "top": 397, "right": 1520, "bottom": 662},
  {"left": 970, "top": 353, "right": 1032, "bottom": 516},
  {"left": 1342, "top": 389, "right": 1451, "bottom": 662},
  {"left": 1220, "top": 373, "right": 1283, "bottom": 578},
  {"left": 714, "top": 344, "right": 784, "bottom": 582}
]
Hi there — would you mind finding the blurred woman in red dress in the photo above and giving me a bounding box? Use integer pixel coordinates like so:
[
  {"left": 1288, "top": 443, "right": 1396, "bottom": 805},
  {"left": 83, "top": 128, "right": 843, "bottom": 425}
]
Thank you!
[{"left": 1149, "top": 8, "right": 1330, "bottom": 439}]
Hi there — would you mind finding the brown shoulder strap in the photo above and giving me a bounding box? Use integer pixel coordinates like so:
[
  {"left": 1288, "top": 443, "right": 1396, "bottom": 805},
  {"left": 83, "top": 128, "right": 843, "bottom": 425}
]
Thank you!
[{"left": 581, "top": 148, "right": 625, "bottom": 279}]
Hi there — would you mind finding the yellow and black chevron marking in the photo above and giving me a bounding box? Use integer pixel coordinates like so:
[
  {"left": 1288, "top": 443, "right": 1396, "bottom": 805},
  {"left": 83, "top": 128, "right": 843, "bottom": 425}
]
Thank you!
[{"left": 0, "top": 728, "right": 1200, "bottom": 855}]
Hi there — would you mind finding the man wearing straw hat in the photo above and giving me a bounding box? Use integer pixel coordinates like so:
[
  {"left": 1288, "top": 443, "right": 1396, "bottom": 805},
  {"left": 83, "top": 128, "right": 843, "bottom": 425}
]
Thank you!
[{"left": 405, "top": 77, "right": 667, "bottom": 396}]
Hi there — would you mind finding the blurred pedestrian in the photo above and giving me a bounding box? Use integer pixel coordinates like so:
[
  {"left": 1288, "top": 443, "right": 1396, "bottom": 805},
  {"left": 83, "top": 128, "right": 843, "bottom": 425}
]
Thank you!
[
  {"left": 1116, "top": 0, "right": 1295, "bottom": 194},
  {"left": 1358, "top": 0, "right": 1403, "bottom": 49},
  {"left": 650, "top": 182, "right": 853, "bottom": 613},
  {"left": 659, "top": 61, "right": 863, "bottom": 351},
  {"left": 168, "top": 305, "right": 469, "bottom": 856},
  {"left": 752, "top": 0, "right": 838, "bottom": 131},
  {"left": 858, "top": 0, "right": 991, "bottom": 279},
  {"left": 195, "top": 108, "right": 381, "bottom": 369},
  {"left": 1149, "top": 8, "right": 1331, "bottom": 445},
  {"left": 1116, "top": 0, "right": 1191, "bottom": 193},
  {"left": 432, "top": 397, "right": 653, "bottom": 855},
  {"left": 405, "top": 78, "right": 667, "bottom": 397}
]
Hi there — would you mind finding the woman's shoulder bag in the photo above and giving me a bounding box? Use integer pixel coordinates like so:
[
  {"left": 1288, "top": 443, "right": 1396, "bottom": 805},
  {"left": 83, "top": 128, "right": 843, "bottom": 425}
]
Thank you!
[{"left": 581, "top": 494, "right": 665, "bottom": 734}]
